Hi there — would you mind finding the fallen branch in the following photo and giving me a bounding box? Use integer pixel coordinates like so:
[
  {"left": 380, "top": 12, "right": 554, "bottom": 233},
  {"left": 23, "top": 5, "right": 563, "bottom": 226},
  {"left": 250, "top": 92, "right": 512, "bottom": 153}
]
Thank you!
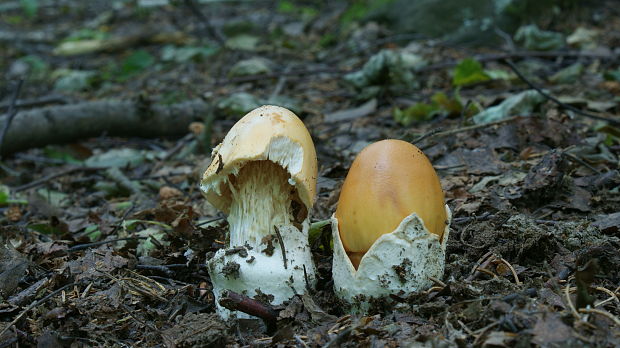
[
  {"left": 13, "top": 166, "right": 102, "bottom": 192},
  {"left": 502, "top": 59, "right": 620, "bottom": 126},
  {"left": 219, "top": 290, "right": 279, "bottom": 324},
  {"left": 0, "top": 98, "right": 209, "bottom": 156}
]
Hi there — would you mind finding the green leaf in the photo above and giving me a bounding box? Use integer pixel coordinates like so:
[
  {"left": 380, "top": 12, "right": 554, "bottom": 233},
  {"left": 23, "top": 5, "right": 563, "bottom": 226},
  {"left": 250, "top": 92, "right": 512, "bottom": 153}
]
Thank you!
[
  {"left": 0, "top": 186, "right": 28, "bottom": 206},
  {"left": 42, "top": 146, "right": 82, "bottom": 164},
  {"left": 344, "top": 49, "right": 418, "bottom": 99},
  {"left": 160, "top": 45, "right": 218, "bottom": 63},
  {"left": 28, "top": 223, "right": 63, "bottom": 235},
  {"left": 20, "top": 0, "right": 38, "bottom": 18},
  {"left": 113, "top": 201, "right": 133, "bottom": 211},
  {"left": 123, "top": 219, "right": 171, "bottom": 232},
  {"left": 36, "top": 189, "right": 69, "bottom": 208},
  {"left": 431, "top": 92, "right": 462, "bottom": 116},
  {"left": 604, "top": 69, "right": 620, "bottom": 82},
  {"left": 84, "top": 224, "right": 101, "bottom": 241},
  {"left": 549, "top": 63, "right": 583, "bottom": 84},
  {"left": 136, "top": 227, "right": 170, "bottom": 256},
  {"left": 277, "top": 0, "right": 296, "bottom": 13},
  {"left": 85, "top": 148, "right": 146, "bottom": 168},
  {"left": 116, "top": 50, "right": 155, "bottom": 81},
  {"left": 484, "top": 69, "right": 513, "bottom": 81},
  {"left": 0, "top": 190, "right": 8, "bottom": 205},
  {"left": 308, "top": 219, "right": 331, "bottom": 251},
  {"left": 452, "top": 58, "right": 490, "bottom": 87},
  {"left": 472, "top": 90, "right": 545, "bottom": 124},
  {"left": 514, "top": 24, "right": 565, "bottom": 51},
  {"left": 63, "top": 28, "right": 108, "bottom": 42},
  {"left": 228, "top": 58, "right": 272, "bottom": 77},
  {"left": 18, "top": 55, "right": 49, "bottom": 81},
  {"left": 53, "top": 69, "right": 97, "bottom": 92},
  {"left": 225, "top": 35, "right": 259, "bottom": 51},
  {"left": 393, "top": 102, "right": 440, "bottom": 126}
]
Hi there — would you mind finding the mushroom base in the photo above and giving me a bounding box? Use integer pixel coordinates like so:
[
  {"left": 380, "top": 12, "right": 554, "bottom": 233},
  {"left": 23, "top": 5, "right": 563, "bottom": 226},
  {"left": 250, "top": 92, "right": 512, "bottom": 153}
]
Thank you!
[
  {"left": 331, "top": 205, "right": 451, "bottom": 312},
  {"left": 207, "top": 223, "right": 316, "bottom": 320}
]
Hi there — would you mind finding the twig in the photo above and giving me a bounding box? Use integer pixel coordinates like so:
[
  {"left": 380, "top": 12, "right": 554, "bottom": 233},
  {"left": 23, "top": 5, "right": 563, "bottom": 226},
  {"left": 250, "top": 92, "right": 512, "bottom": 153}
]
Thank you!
[
  {"left": 0, "top": 94, "right": 69, "bottom": 112},
  {"left": 274, "top": 226, "right": 287, "bottom": 269},
  {"left": 0, "top": 79, "right": 24, "bottom": 157},
  {"left": 429, "top": 115, "right": 521, "bottom": 139},
  {"left": 594, "top": 286, "right": 620, "bottom": 307},
  {"left": 110, "top": 204, "right": 135, "bottom": 235},
  {"left": 269, "top": 65, "right": 292, "bottom": 101},
  {"left": 411, "top": 128, "right": 443, "bottom": 145},
  {"left": 579, "top": 308, "right": 620, "bottom": 327},
  {"left": 498, "top": 257, "right": 522, "bottom": 285},
  {"left": 0, "top": 282, "right": 74, "bottom": 338},
  {"left": 135, "top": 264, "right": 175, "bottom": 276},
  {"left": 13, "top": 166, "right": 102, "bottom": 192},
  {"left": 459, "top": 224, "right": 488, "bottom": 249},
  {"left": 420, "top": 50, "right": 617, "bottom": 72},
  {"left": 105, "top": 167, "right": 144, "bottom": 196},
  {"left": 453, "top": 212, "right": 493, "bottom": 225},
  {"left": 471, "top": 321, "right": 499, "bottom": 347},
  {"left": 565, "top": 279, "right": 580, "bottom": 319},
  {"left": 196, "top": 216, "right": 225, "bottom": 227},
  {"left": 475, "top": 267, "right": 498, "bottom": 278},
  {"left": 562, "top": 152, "right": 601, "bottom": 175},
  {"left": 67, "top": 236, "right": 147, "bottom": 252},
  {"left": 502, "top": 59, "right": 620, "bottom": 126},
  {"left": 161, "top": 133, "right": 194, "bottom": 161},
  {"left": 457, "top": 319, "right": 475, "bottom": 336},
  {"left": 322, "top": 327, "right": 353, "bottom": 348},
  {"left": 428, "top": 276, "right": 447, "bottom": 288},
  {"left": 120, "top": 303, "right": 160, "bottom": 332},
  {"left": 182, "top": 0, "right": 225, "bottom": 44},
  {"left": 294, "top": 335, "right": 309, "bottom": 348},
  {"left": 302, "top": 264, "right": 311, "bottom": 292},
  {"left": 219, "top": 290, "right": 278, "bottom": 324},
  {"left": 466, "top": 251, "right": 494, "bottom": 281}
]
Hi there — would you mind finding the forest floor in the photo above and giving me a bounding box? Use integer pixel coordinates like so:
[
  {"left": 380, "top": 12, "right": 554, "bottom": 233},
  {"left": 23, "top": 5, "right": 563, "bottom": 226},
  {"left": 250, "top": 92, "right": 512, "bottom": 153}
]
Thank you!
[{"left": 0, "top": 1, "right": 619, "bottom": 347}]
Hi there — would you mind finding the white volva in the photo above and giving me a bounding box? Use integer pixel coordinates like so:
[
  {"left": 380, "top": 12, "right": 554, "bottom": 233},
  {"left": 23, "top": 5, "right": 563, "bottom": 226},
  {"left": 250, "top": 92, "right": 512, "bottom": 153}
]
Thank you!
[
  {"left": 331, "top": 206, "right": 451, "bottom": 311},
  {"left": 200, "top": 105, "right": 317, "bottom": 320}
]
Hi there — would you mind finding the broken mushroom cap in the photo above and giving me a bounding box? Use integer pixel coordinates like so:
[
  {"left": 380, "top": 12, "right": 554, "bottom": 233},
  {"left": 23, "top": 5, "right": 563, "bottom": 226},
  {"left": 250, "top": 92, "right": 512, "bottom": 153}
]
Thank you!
[
  {"left": 200, "top": 105, "right": 317, "bottom": 247},
  {"left": 335, "top": 139, "right": 447, "bottom": 269},
  {"left": 201, "top": 105, "right": 316, "bottom": 211}
]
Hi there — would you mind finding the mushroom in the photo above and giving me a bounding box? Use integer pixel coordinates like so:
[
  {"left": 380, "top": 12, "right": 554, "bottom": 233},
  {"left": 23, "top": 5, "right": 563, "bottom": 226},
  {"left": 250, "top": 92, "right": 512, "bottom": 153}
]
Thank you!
[
  {"left": 201, "top": 105, "right": 317, "bottom": 319},
  {"left": 331, "top": 139, "right": 451, "bottom": 309}
]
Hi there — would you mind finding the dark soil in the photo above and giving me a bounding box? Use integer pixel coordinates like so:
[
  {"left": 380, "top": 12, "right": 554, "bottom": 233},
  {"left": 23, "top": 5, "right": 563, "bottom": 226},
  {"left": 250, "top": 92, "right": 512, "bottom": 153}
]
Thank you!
[{"left": 1, "top": 1, "right": 619, "bottom": 347}]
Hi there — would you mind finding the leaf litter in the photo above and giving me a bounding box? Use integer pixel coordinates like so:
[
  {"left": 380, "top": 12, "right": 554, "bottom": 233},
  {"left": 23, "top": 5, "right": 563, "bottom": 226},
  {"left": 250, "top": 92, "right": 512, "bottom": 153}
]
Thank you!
[{"left": 0, "top": 0, "right": 619, "bottom": 347}]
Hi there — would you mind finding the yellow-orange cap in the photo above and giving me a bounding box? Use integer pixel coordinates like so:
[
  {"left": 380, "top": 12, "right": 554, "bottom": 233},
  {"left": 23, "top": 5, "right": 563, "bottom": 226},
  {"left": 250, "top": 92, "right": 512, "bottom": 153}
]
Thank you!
[
  {"left": 200, "top": 105, "right": 317, "bottom": 214},
  {"left": 335, "top": 139, "right": 447, "bottom": 268}
]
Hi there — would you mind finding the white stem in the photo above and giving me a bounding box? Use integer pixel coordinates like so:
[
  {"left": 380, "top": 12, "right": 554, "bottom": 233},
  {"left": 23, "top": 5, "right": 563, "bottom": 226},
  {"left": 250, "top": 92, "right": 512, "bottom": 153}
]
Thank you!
[{"left": 227, "top": 161, "right": 293, "bottom": 248}]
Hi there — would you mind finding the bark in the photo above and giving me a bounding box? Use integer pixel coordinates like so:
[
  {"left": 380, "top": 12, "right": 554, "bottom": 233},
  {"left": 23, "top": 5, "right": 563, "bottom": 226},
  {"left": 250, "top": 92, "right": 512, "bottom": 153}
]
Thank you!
[{"left": 0, "top": 98, "right": 209, "bottom": 155}]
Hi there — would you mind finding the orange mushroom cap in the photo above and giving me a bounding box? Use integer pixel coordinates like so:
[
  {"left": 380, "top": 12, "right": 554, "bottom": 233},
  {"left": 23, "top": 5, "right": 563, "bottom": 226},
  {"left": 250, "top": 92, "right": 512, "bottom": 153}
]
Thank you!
[{"left": 335, "top": 139, "right": 447, "bottom": 269}]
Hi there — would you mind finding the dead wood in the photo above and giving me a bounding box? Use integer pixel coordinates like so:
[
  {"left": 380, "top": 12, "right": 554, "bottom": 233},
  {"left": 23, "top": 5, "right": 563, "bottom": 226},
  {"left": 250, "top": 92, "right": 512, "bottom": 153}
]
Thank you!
[{"left": 0, "top": 98, "right": 209, "bottom": 155}]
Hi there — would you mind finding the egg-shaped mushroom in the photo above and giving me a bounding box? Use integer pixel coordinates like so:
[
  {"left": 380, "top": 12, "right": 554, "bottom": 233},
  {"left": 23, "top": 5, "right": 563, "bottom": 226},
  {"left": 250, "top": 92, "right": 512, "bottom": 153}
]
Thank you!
[
  {"left": 331, "top": 139, "right": 451, "bottom": 309},
  {"left": 336, "top": 139, "right": 447, "bottom": 268}
]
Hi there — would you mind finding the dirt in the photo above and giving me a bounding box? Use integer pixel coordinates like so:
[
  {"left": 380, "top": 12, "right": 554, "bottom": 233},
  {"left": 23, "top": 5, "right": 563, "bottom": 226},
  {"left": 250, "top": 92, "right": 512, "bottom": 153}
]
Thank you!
[{"left": 1, "top": 0, "right": 620, "bottom": 347}]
